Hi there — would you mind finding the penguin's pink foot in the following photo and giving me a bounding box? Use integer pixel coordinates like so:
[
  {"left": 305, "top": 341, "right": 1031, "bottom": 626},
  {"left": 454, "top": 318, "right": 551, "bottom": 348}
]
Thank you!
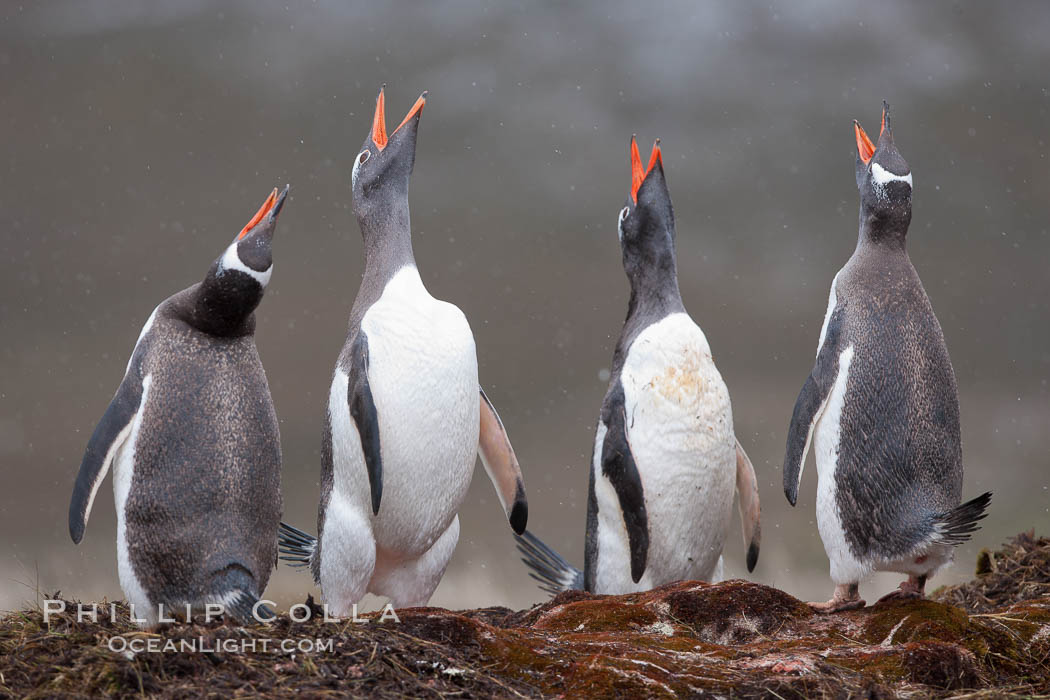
[
  {"left": 877, "top": 575, "right": 927, "bottom": 603},
  {"left": 808, "top": 583, "right": 865, "bottom": 614},
  {"left": 808, "top": 598, "right": 867, "bottom": 613}
]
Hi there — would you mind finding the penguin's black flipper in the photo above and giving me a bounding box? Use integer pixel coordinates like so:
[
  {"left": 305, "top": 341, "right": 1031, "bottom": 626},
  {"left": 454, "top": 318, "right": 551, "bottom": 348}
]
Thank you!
[
  {"left": 600, "top": 382, "right": 649, "bottom": 584},
  {"left": 783, "top": 306, "right": 846, "bottom": 506},
  {"left": 69, "top": 371, "right": 145, "bottom": 544},
  {"left": 348, "top": 331, "right": 382, "bottom": 515}
]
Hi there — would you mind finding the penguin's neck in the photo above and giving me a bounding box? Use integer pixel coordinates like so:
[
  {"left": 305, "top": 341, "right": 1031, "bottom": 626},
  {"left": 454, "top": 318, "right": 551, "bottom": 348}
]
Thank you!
[
  {"left": 623, "top": 260, "right": 686, "bottom": 336},
  {"left": 857, "top": 205, "right": 909, "bottom": 252},
  {"left": 358, "top": 198, "right": 418, "bottom": 288},
  {"left": 190, "top": 281, "right": 260, "bottom": 337}
]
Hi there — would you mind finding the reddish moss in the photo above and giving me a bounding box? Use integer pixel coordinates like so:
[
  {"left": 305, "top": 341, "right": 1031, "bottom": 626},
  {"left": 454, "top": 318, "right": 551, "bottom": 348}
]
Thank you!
[
  {"left": 504, "top": 588, "right": 596, "bottom": 628},
  {"left": 900, "top": 641, "right": 982, "bottom": 690},
  {"left": 4, "top": 534, "right": 1049, "bottom": 698},
  {"left": 860, "top": 598, "right": 971, "bottom": 646},
  {"left": 396, "top": 611, "right": 482, "bottom": 648},
  {"left": 529, "top": 598, "right": 659, "bottom": 632},
  {"left": 656, "top": 580, "right": 812, "bottom": 644}
]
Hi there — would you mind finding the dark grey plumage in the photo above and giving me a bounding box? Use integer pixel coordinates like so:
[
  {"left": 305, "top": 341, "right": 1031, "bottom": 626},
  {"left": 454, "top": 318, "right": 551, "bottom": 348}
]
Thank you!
[
  {"left": 69, "top": 186, "right": 289, "bottom": 624},
  {"left": 122, "top": 290, "right": 282, "bottom": 613},
  {"left": 783, "top": 104, "right": 989, "bottom": 580}
]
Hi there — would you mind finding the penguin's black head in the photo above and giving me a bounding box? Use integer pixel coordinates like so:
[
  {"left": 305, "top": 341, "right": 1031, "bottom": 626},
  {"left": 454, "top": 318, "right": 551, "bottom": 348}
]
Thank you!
[
  {"left": 196, "top": 185, "right": 289, "bottom": 335},
  {"left": 617, "top": 136, "right": 677, "bottom": 283},
  {"left": 351, "top": 86, "right": 426, "bottom": 223},
  {"left": 855, "top": 101, "right": 912, "bottom": 240}
]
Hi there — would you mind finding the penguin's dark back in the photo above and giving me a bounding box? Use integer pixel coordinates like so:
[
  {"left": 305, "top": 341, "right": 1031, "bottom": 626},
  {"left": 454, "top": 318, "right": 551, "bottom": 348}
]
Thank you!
[
  {"left": 124, "top": 293, "right": 282, "bottom": 602},
  {"left": 833, "top": 245, "right": 962, "bottom": 560}
]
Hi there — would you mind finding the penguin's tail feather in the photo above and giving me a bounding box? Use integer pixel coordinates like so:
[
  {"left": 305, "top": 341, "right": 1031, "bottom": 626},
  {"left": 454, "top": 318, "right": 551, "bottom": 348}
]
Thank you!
[
  {"left": 226, "top": 589, "right": 276, "bottom": 625},
  {"left": 514, "top": 530, "right": 584, "bottom": 596},
  {"left": 278, "top": 521, "right": 317, "bottom": 569},
  {"left": 209, "top": 565, "right": 274, "bottom": 624},
  {"left": 934, "top": 492, "right": 993, "bottom": 546}
]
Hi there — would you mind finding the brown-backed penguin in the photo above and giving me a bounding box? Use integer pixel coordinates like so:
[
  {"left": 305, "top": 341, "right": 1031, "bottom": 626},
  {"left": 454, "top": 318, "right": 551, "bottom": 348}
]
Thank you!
[
  {"left": 514, "top": 137, "right": 761, "bottom": 596},
  {"left": 782, "top": 102, "right": 991, "bottom": 613},
  {"left": 278, "top": 88, "right": 527, "bottom": 613},
  {"left": 69, "top": 186, "right": 290, "bottom": 626}
]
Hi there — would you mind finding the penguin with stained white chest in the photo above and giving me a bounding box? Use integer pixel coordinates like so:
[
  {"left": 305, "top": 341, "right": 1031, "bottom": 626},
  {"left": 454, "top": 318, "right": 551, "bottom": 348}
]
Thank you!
[
  {"left": 277, "top": 88, "right": 528, "bottom": 613},
  {"left": 782, "top": 102, "right": 991, "bottom": 613},
  {"left": 514, "top": 137, "right": 762, "bottom": 595},
  {"left": 69, "top": 186, "right": 290, "bottom": 626}
]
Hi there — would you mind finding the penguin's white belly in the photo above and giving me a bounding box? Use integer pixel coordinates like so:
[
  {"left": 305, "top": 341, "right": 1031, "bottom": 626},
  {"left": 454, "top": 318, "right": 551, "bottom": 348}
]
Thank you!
[
  {"left": 330, "top": 267, "right": 479, "bottom": 560},
  {"left": 594, "top": 312, "right": 736, "bottom": 593},
  {"left": 112, "top": 374, "right": 155, "bottom": 624},
  {"left": 812, "top": 345, "right": 874, "bottom": 584}
]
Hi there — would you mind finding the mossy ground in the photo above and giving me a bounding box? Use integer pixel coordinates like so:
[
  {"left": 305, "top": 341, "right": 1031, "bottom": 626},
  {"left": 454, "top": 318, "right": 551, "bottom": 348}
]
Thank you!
[{"left": 3, "top": 533, "right": 1048, "bottom": 698}]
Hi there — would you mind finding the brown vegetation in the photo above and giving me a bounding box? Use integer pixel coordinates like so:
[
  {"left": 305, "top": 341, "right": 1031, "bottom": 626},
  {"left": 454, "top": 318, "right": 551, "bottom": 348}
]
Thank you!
[{"left": 2, "top": 533, "right": 1047, "bottom": 698}]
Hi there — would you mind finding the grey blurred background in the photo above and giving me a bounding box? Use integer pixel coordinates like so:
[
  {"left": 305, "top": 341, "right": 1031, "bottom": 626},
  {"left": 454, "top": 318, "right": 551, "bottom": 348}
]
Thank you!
[{"left": 1, "top": 1, "right": 1047, "bottom": 614}]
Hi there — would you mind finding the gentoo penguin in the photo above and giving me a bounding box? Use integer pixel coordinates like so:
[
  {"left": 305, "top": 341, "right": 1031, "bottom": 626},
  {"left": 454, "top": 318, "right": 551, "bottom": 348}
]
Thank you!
[
  {"left": 782, "top": 102, "right": 991, "bottom": 613},
  {"left": 514, "top": 137, "right": 761, "bottom": 596},
  {"left": 69, "top": 185, "right": 290, "bottom": 626},
  {"left": 277, "top": 88, "right": 527, "bottom": 613}
]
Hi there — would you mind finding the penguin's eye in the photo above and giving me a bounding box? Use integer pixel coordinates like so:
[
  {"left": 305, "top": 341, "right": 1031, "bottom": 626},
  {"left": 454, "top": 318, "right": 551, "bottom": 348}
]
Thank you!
[
  {"left": 618, "top": 206, "right": 629, "bottom": 224},
  {"left": 352, "top": 150, "right": 370, "bottom": 187}
]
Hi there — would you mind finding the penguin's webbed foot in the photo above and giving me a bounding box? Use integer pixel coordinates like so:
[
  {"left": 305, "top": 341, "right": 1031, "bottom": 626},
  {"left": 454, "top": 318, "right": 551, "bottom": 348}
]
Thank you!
[
  {"left": 808, "top": 598, "right": 867, "bottom": 614},
  {"left": 876, "top": 575, "right": 927, "bottom": 604},
  {"left": 808, "top": 583, "right": 865, "bottom": 614}
]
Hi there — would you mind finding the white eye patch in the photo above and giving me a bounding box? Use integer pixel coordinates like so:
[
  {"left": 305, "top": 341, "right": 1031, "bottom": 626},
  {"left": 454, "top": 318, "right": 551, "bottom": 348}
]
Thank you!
[
  {"left": 351, "top": 150, "right": 370, "bottom": 187},
  {"left": 617, "top": 206, "right": 629, "bottom": 242},
  {"left": 219, "top": 241, "right": 272, "bottom": 287},
  {"left": 871, "top": 162, "right": 912, "bottom": 187}
]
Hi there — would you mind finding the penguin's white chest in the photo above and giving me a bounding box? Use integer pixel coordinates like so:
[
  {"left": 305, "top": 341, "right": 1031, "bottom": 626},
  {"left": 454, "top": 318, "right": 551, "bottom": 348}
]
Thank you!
[
  {"left": 112, "top": 374, "right": 155, "bottom": 623},
  {"left": 812, "top": 344, "right": 873, "bottom": 584},
  {"left": 594, "top": 312, "right": 736, "bottom": 592},
  {"left": 330, "top": 266, "right": 479, "bottom": 556}
]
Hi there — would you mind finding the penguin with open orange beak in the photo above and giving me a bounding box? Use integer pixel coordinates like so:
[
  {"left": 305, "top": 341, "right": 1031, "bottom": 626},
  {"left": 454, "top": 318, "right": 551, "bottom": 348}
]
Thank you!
[
  {"left": 782, "top": 102, "right": 991, "bottom": 613},
  {"left": 69, "top": 185, "right": 290, "bottom": 626},
  {"left": 278, "top": 88, "right": 528, "bottom": 613},
  {"left": 515, "top": 137, "right": 761, "bottom": 596}
]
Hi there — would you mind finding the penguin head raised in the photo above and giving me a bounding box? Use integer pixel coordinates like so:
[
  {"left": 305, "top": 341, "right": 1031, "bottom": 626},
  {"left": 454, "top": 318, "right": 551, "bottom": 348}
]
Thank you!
[
  {"left": 854, "top": 101, "right": 912, "bottom": 242},
  {"left": 350, "top": 86, "right": 426, "bottom": 225},
  {"left": 617, "top": 136, "right": 678, "bottom": 286},
  {"left": 195, "top": 184, "right": 289, "bottom": 334}
]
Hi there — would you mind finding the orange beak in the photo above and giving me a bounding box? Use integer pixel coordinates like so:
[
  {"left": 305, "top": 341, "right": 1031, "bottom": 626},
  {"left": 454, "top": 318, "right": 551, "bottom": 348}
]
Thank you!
[
  {"left": 854, "top": 120, "right": 875, "bottom": 165},
  {"left": 372, "top": 87, "right": 388, "bottom": 150},
  {"left": 371, "top": 87, "right": 427, "bottom": 151},
  {"left": 630, "top": 136, "right": 663, "bottom": 203},
  {"left": 630, "top": 136, "right": 644, "bottom": 203},
  {"left": 646, "top": 138, "right": 662, "bottom": 175},
  {"left": 238, "top": 187, "right": 279, "bottom": 239}
]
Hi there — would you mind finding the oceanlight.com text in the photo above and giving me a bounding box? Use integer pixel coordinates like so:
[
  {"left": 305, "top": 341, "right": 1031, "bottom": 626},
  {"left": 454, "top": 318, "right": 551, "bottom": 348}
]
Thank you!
[{"left": 107, "top": 636, "right": 335, "bottom": 655}]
